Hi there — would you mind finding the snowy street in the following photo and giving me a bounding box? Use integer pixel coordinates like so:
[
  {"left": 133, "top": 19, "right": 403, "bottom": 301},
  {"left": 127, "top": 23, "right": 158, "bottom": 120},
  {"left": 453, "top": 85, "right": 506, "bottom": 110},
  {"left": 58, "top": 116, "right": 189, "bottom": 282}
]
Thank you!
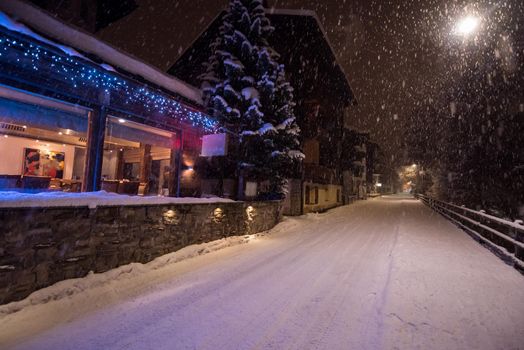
[{"left": 1, "top": 195, "right": 523, "bottom": 350}]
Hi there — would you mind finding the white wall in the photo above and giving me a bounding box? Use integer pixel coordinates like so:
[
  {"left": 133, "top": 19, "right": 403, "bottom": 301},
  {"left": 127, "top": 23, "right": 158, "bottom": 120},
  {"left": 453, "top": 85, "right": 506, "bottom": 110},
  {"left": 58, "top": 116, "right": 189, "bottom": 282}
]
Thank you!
[
  {"left": 303, "top": 183, "right": 342, "bottom": 214},
  {"left": 72, "top": 147, "right": 85, "bottom": 180},
  {"left": 101, "top": 150, "right": 118, "bottom": 179},
  {"left": 0, "top": 135, "right": 76, "bottom": 179}
]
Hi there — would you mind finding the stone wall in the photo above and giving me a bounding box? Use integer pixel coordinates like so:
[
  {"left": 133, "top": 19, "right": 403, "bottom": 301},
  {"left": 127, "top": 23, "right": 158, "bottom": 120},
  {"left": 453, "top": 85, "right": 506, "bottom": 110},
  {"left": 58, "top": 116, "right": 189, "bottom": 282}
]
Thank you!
[
  {"left": 0, "top": 200, "right": 282, "bottom": 304},
  {"left": 282, "top": 179, "right": 303, "bottom": 216}
]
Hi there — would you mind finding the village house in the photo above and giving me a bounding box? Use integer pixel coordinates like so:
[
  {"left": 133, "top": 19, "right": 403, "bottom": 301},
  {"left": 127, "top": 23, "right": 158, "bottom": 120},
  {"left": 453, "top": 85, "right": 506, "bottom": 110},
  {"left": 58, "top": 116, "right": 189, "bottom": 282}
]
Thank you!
[
  {"left": 169, "top": 7, "right": 359, "bottom": 214},
  {"left": 0, "top": 0, "right": 215, "bottom": 197},
  {"left": 0, "top": 1, "right": 287, "bottom": 304}
]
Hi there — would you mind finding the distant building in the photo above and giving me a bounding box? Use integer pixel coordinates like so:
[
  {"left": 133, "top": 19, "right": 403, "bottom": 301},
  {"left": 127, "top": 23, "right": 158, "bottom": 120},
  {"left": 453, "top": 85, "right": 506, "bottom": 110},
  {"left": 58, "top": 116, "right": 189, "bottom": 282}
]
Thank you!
[
  {"left": 340, "top": 130, "right": 371, "bottom": 200},
  {"left": 169, "top": 8, "right": 357, "bottom": 214}
]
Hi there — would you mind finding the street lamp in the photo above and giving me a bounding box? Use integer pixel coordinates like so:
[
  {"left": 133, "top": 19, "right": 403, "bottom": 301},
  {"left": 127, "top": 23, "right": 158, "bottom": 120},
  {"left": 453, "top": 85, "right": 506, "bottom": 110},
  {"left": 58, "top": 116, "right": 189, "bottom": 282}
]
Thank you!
[{"left": 454, "top": 16, "right": 480, "bottom": 37}]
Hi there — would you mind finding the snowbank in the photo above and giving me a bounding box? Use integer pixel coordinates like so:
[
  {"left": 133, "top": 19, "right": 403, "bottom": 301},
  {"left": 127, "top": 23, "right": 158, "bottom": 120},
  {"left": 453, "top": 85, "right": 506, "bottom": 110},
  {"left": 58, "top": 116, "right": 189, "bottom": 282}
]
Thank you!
[
  {"left": 1, "top": 197, "right": 523, "bottom": 350},
  {"left": 0, "top": 191, "right": 234, "bottom": 209},
  {"left": 0, "top": 232, "right": 261, "bottom": 317}
]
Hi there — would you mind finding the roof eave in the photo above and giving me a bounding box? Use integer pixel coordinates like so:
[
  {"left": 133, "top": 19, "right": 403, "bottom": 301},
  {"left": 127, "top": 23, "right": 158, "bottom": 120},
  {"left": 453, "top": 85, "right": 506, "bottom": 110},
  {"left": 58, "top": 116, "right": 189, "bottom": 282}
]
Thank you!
[
  {"left": 266, "top": 8, "right": 358, "bottom": 105},
  {"left": 0, "top": 0, "right": 203, "bottom": 105}
]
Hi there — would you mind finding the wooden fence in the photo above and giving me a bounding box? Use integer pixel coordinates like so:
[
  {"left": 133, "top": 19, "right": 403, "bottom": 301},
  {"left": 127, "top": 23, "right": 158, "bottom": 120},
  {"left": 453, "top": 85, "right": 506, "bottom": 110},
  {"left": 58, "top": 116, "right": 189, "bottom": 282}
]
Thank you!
[{"left": 417, "top": 194, "right": 524, "bottom": 273}]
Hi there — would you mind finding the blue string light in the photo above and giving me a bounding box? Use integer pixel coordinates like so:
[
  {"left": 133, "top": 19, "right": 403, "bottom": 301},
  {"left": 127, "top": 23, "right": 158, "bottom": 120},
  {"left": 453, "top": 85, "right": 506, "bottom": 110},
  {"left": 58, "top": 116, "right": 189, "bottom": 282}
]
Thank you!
[{"left": 0, "top": 34, "right": 217, "bottom": 132}]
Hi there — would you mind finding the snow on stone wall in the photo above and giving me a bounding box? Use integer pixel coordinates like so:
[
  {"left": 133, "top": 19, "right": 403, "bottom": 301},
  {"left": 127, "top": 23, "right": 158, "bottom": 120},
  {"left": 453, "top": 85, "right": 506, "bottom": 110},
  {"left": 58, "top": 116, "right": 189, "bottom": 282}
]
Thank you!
[{"left": 0, "top": 200, "right": 282, "bottom": 304}]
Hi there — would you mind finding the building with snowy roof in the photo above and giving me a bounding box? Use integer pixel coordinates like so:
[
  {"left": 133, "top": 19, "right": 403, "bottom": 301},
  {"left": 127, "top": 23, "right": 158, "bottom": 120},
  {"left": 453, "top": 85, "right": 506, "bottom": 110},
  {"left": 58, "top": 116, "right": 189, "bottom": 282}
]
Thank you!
[
  {"left": 0, "top": 0, "right": 216, "bottom": 197},
  {"left": 169, "top": 7, "right": 358, "bottom": 214}
]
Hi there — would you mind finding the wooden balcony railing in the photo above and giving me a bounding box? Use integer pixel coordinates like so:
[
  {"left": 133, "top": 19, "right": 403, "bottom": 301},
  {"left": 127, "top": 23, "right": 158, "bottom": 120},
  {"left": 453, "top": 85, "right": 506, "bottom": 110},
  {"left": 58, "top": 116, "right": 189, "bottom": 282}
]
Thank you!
[
  {"left": 303, "top": 163, "right": 340, "bottom": 185},
  {"left": 417, "top": 194, "right": 524, "bottom": 273}
]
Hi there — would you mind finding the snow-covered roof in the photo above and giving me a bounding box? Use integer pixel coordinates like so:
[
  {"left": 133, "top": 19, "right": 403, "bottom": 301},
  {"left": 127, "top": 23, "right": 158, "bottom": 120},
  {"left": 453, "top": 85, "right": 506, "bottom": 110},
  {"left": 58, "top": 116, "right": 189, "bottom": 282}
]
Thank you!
[
  {"left": 171, "top": 7, "right": 356, "bottom": 106},
  {"left": 0, "top": 0, "right": 203, "bottom": 105},
  {"left": 266, "top": 8, "right": 356, "bottom": 105},
  {"left": 0, "top": 191, "right": 234, "bottom": 209}
]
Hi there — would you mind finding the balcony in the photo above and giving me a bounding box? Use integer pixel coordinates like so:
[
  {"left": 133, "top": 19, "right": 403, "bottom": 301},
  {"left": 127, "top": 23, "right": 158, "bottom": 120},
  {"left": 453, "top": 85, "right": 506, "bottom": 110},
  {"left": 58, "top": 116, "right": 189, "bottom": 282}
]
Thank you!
[{"left": 303, "top": 163, "right": 340, "bottom": 185}]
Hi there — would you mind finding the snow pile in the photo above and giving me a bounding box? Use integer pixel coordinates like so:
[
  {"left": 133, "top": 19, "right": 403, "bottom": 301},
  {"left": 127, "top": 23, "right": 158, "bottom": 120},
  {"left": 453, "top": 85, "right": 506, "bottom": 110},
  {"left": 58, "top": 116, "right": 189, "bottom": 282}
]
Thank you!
[
  {"left": 0, "top": 233, "right": 261, "bottom": 317},
  {"left": 258, "top": 122, "right": 277, "bottom": 135},
  {"left": 241, "top": 87, "right": 260, "bottom": 101},
  {"left": 0, "top": 191, "right": 234, "bottom": 209}
]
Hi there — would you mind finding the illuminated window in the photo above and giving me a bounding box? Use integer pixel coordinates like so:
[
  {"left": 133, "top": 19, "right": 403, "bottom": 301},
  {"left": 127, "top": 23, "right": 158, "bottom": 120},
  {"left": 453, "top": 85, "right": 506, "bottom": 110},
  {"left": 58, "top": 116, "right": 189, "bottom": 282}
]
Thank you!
[
  {"left": 101, "top": 116, "right": 177, "bottom": 196},
  {"left": 0, "top": 94, "right": 88, "bottom": 192}
]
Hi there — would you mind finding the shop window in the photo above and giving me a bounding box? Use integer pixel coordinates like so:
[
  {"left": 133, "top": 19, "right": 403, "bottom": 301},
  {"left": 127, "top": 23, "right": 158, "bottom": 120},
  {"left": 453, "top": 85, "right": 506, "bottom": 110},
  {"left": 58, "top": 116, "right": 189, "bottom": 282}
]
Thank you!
[
  {"left": 0, "top": 97, "right": 88, "bottom": 192},
  {"left": 101, "top": 116, "right": 177, "bottom": 196}
]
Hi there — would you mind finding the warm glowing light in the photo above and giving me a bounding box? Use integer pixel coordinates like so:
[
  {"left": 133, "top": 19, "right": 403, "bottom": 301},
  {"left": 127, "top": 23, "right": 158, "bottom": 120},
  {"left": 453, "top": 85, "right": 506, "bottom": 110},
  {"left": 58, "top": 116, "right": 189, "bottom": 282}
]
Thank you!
[
  {"left": 246, "top": 206, "right": 256, "bottom": 222},
  {"left": 118, "top": 118, "right": 126, "bottom": 123},
  {"left": 0, "top": 36, "right": 218, "bottom": 132},
  {"left": 164, "top": 209, "right": 176, "bottom": 218},
  {"left": 455, "top": 16, "right": 480, "bottom": 36},
  {"left": 213, "top": 207, "right": 224, "bottom": 223},
  {"left": 163, "top": 209, "right": 178, "bottom": 224},
  {"left": 58, "top": 131, "right": 63, "bottom": 135}
]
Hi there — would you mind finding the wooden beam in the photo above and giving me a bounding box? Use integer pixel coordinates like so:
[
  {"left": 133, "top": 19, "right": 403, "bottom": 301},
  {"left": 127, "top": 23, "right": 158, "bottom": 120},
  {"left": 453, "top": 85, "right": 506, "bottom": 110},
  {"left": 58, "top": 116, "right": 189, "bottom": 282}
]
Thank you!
[
  {"left": 139, "top": 143, "right": 152, "bottom": 193},
  {"left": 116, "top": 149, "right": 124, "bottom": 180},
  {"left": 168, "top": 131, "right": 183, "bottom": 197},
  {"left": 82, "top": 107, "right": 107, "bottom": 192}
]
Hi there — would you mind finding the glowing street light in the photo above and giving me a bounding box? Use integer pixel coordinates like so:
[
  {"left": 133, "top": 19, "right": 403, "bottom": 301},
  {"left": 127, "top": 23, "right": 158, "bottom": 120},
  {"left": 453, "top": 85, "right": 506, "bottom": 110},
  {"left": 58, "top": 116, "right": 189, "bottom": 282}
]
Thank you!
[{"left": 454, "top": 16, "right": 480, "bottom": 36}]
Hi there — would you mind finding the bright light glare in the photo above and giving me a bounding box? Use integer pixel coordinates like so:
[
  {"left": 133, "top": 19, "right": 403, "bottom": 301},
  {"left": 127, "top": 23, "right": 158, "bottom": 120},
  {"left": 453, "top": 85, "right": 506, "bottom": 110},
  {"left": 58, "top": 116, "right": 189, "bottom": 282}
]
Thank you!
[{"left": 455, "top": 16, "right": 480, "bottom": 36}]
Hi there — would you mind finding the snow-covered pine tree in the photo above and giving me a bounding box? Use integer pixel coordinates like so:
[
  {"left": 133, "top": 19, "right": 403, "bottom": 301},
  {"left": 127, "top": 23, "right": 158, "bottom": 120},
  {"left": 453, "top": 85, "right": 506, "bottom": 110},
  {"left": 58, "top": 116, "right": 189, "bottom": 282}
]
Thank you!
[{"left": 200, "top": 0, "right": 303, "bottom": 198}]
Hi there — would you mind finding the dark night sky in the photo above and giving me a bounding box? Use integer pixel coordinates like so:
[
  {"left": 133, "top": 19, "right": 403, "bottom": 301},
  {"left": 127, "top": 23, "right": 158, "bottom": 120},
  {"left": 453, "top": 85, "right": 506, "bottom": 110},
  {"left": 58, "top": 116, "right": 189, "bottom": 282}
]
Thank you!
[{"left": 96, "top": 0, "right": 523, "bottom": 164}]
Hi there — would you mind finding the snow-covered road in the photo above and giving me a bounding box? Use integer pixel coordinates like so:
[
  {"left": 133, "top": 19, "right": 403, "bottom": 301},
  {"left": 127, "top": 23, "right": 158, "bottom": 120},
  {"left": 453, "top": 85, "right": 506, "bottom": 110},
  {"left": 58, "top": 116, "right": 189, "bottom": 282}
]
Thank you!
[{"left": 1, "top": 195, "right": 523, "bottom": 350}]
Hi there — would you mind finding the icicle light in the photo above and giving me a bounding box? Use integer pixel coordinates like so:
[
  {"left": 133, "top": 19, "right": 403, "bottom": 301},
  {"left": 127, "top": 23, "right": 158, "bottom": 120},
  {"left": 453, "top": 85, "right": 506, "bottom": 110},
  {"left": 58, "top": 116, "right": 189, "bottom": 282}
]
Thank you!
[{"left": 0, "top": 35, "right": 217, "bottom": 132}]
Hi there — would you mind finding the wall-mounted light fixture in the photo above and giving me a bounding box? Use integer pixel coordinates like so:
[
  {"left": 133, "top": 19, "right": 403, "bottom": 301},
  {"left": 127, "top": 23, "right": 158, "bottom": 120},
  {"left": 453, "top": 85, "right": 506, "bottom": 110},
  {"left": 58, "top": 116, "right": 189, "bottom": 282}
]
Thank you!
[
  {"left": 162, "top": 209, "right": 178, "bottom": 224},
  {"left": 213, "top": 207, "right": 224, "bottom": 223},
  {"left": 246, "top": 205, "right": 256, "bottom": 222}
]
